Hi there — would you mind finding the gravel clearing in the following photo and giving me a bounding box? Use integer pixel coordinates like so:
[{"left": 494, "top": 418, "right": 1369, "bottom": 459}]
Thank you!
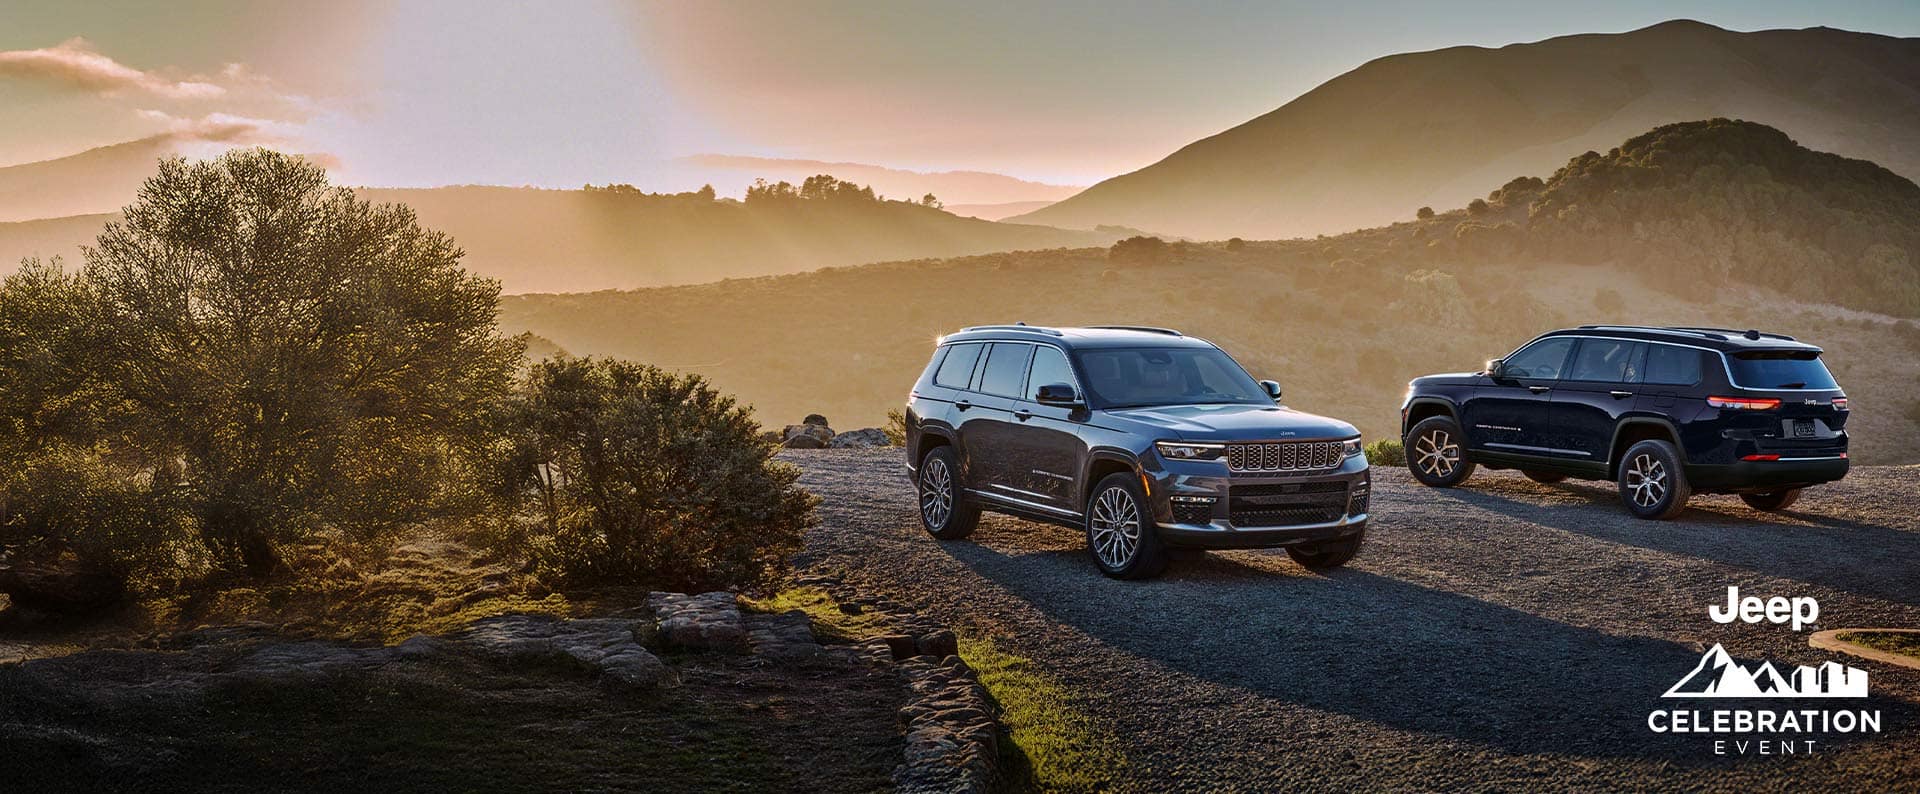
[{"left": 786, "top": 449, "right": 1920, "bottom": 792}]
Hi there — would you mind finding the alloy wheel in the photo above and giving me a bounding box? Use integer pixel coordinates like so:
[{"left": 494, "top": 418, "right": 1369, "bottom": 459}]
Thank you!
[
  {"left": 1090, "top": 486, "right": 1141, "bottom": 569},
  {"left": 1626, "top": 453, "right": 1668, "bottom": 508},
  {"left": 920, "top": 458, "right": 953, "bottom": 528},
  {"left": 1415, "top": 429, "right": 1459, "bottom": 478}
]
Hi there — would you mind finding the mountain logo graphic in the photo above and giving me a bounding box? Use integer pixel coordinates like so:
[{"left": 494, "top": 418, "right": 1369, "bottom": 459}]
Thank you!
[{"left": 1663, "top": 644, "right": 1868, "bottom": 698}]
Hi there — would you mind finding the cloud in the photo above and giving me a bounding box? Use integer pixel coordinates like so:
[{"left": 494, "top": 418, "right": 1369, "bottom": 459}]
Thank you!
[
  {"left": 136, "top": 109, "right": 343, "bottom": 172},
  {"left": 0, "top": 38, "right": 224, "bottom": 99},
  {"left": 136, "top": 109, "right": 294, "bottom": 144}
]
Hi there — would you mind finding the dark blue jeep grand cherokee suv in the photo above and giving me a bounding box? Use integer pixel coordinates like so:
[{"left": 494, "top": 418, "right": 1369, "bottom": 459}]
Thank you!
[
  {"left": 1401, "top": 326, "right": 1849, "bottom": 519},
  {"left": 905, "top": 325, "right": 1369, "bottom": 579}
]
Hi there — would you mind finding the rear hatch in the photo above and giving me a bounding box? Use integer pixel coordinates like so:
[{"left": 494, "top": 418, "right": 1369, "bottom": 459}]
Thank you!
[{"left": 1720, "top": 350, "right": 1847, "bottom": 451}]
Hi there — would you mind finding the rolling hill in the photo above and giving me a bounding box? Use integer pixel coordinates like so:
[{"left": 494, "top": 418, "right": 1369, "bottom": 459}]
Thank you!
[
  {"left": 0, "top": 183, "right": 1123, "bottom": 293},
  {"left": 1013, "top": 20, "right": 1920, "bottom": 239},
  {"left": 497, "top": 121, "right": 1920, "bottom": 463},
  {"left": 0, "top": 137, "right": 179, "bottom": 223}
]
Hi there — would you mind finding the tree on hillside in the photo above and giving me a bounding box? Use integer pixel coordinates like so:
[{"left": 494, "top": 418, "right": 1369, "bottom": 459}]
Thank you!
[
  {"left": 80, "top": 149, "right": 524, "bottom": 575},
  {"left": 1109, "top": 235, "right": 1170, "bottom": 265},
  {"left": 920, "top": 193, "right": 942, "bottom": 209},
  {"left": 1466, "top": 198, "right": 1490, "bottom": 217},
  {"left": 1416, "top": 206, "right": 1435, "bottom": 220}
]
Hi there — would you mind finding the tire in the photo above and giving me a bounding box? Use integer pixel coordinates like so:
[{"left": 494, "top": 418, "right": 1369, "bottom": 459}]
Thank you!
[
  {"left": 1618, "top": 439, "right": 1691, "bottom": 520},
  {"left": 1523, "top": 470, "right": 1567, "bottom": 484},
  {"left": 1085, "top": 473, "right": 1168, "bottom": 580},
  {"left": 1406, "top": 415, "right": 1477, "bottom": 487},
  {"left": 1741, "top": 489, "right": 1802, "bottom": 512},
  {"left": 1287, "top": 530, "right": 1365, "bottom": 570},
  {"left": 917, "top": 446, "right": 980, "bottom": 539}
]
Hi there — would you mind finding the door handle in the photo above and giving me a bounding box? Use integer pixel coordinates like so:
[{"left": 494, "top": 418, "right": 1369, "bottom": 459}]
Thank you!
[
  {"left": 1609, "top": 390, "right": 1634, "bottom": 399},
  {"left": 956, "top": 400, "right": 972, "bottom": 411},
  {"left": 1014, "top": 409, "right": 1033, "bottom": 421},
  {"left": 1528, "top": 385, "right": 1550, "bottom": 394}
]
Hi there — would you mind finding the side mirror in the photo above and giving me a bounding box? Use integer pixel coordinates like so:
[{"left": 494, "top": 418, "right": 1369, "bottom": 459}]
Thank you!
[
  {"left": 1259, "top": 379, "right": 1283, "bottom": 400},
  {"left": 1484, "top": 358, "right": 1506, "bottom": 379},
  {"left": 1035, "top": 382, "right": 1084, "bottom": 407}
]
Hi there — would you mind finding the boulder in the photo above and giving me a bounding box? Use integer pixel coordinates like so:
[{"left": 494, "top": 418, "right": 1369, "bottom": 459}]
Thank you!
[
  {"left": 781, "top": 433, "right": 827, "bottom": 449},
  {"left": 802, "top": 413, "right": 830, "bottom": 427},
  {"left": 829, "top": 428, "right": 892, "bottom": 448},
  {"left": 782, "top": 423, "right": 834, "bottom": 447}
]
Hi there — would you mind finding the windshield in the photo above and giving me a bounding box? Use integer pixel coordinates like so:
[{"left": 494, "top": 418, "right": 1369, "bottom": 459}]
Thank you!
[
  {"left": 1727, "top": 351, "right": 1839, "bottom": 389},
  {"left": 1075, "top": 347, "right": 1271, "bottom": 409}
]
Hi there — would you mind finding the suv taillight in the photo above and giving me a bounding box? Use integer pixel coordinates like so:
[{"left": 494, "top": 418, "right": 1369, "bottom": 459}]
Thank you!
[
  {"left": 1707, "top": 396, "right": 1780, "bottom": 410},
  {"left": 1832, "top": 397, "right": 1849, "bottom": 411}
]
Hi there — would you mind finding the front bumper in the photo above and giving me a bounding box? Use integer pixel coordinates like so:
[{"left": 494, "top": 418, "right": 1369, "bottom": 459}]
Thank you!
[{"left": 1145, "top": 452, "right": 1371, "bottom": 549}]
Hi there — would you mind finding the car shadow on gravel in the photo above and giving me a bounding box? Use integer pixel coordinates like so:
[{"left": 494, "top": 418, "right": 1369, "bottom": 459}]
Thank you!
[
  {"left": 1426, "top": 481, "right": 1920, "bottom": 609},
  {"left": 937, "top": 543, "right": 1920, "bottom": 762}
]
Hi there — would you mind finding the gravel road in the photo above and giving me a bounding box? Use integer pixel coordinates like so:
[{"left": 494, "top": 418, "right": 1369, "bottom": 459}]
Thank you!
[{"left": 787, "top": 449, "right": 1920, "bottom": 792}]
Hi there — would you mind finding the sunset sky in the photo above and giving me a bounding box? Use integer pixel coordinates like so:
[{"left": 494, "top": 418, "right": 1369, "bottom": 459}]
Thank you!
[{"left": 4, "top": 0, "right": 1918, "bottom": 190}]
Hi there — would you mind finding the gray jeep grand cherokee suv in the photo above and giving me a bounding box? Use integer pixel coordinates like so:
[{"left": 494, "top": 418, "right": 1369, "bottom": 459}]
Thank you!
[{"left": 904, "top": 324, "right": 1370, "bottom": 579}]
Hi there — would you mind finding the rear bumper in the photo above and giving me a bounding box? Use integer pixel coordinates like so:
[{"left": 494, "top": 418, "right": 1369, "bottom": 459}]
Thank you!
[{"left": 1686, "top": 457, "right": 1849, "bottom": 493}]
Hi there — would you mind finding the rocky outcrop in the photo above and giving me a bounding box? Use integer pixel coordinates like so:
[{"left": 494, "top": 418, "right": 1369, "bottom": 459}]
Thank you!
[
  {"left": 794, "top": 573, "right": 1002, "bottom": 793},
  {"left": 648, "top": 591, "right": 749, "bottom": 652},
  {"left": 829, "top": 428, "right": 891, "bottom": 448},
  {"left": 451, "top": 613, "right": 669, "bottom": 690}
]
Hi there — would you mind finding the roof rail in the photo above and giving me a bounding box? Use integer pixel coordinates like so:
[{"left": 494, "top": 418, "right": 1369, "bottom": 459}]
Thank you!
[
  {"left": 1667, "top": 326, "right": 1797, "bottom": 342},
  {"left": 960, "top": 323, "right": 1064, "bottom": 336},
  {"left": 1576, "top": 324, "right": 1727, "bottom": 341},
  {"left": 1085, "top": 325, "right": 1183, "bottom": 336}
]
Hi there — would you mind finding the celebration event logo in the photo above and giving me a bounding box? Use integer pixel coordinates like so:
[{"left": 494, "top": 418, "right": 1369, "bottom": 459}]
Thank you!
[{"left": 1646, "top": 588, "right": 1882, "bottom": 755}]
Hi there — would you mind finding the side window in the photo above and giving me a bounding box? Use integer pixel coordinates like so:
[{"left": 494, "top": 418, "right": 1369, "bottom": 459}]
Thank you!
[
  {"left": 1025, "top": 346, "right": 1076, "bottom": 399},
  {"left": 1644, "top": 344, "right": 1704, "bottom": 386},
  {"left": 1567, "top": 339, "right": 1641, "bottom": 383},
  {"left": 933, "top": 343, "right": 982, "bottom": 389},
  {"left": 978, "top": 343, "right": 1033, "bottom": 398},
  {"left": 1503, "top": 337, "right": 1576, "bottom": 379}
]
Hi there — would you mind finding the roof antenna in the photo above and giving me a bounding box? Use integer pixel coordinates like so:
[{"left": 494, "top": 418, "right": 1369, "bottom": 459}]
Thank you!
[
  {"left": 1015, "top": 321, "right": 1027, "bottom": 326},
  {"left": 1744, "top": 329, "right": 1761, "bottom": 340}
]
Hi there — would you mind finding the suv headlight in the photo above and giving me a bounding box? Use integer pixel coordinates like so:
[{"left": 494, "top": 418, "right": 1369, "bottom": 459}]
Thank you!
[
  {"left": 1155, "top": 441, "right": 1225, "bottom": 461},
  {"left": 1343, "top": 438, "right": 1364, "bottom": 458}
]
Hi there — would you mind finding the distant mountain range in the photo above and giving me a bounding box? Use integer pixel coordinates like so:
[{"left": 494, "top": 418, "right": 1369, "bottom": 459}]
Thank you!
[
  {"left": 1014, "top": 20, "right": 1920, "bottom": 239},
  {"left": 679, "top": 155, "right": 1081, "bottom": 206},
  {"left": 0, "top": 184, "right": 1122, "bottom": 293},
  {"left": 1664, "top": 644, "right": 1868, "bottom": 698}
]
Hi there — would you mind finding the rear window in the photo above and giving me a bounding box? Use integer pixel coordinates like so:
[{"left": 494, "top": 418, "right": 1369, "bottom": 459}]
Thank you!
[
  {"left": 1643, "top": 344, "right": 1703, "bottom": 386},
  {"left": 933, "top": 343, "right": 982, "bottom": 389},
  {"left": 978, "top": 343, "right": 1033, "bottom": 398},
  {"left": 1728, "top": 351, "right": 1838, "bottom": 390}
]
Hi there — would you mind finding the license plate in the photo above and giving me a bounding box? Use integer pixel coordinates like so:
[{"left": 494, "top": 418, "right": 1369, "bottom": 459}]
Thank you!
[{"left": 1793, "top": 419, "right": 1815, "bottom": 438}]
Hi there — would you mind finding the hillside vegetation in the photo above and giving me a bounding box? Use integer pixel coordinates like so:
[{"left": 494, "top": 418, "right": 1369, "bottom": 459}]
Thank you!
[
  {"left": 502, "top": 121, "right": 1920, "bottom": 464},
  {"left": 1017, "top": 20, "right": 1920, "bottom": 238}
]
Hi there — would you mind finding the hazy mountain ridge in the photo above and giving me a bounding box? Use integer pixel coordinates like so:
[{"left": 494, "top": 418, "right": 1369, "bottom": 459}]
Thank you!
[
  {"left": 1015, "top": 20, "right": 1920, "bottom": 239},
  {"left": 0, "top": 137, "right": 180, "bottom": 223},
  {"left": 0, "top": 183, "right": 1123, "bottom": 293},
  {"left": 681, "top": 155, "right": 1081, "bottom": 205}
]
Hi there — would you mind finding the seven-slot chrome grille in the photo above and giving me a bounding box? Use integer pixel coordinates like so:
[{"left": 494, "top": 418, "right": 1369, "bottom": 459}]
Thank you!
[{"left": 1225, "top": 440, "right": 1344, "bottom": 474}]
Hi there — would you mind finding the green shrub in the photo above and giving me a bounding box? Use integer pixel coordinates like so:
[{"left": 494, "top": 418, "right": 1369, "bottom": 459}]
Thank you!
[
  {"left": 1363, "top": 439, "right": 1405, "bottom": 467},
  {"left": 884, "top": 408, "right": 908, "bottom": 446},
  {"left": 493, "top": 357, "right": 818, "bottom": 592},
  {"left": 0, "top": 445, "right": 203, "bottom": 596}
]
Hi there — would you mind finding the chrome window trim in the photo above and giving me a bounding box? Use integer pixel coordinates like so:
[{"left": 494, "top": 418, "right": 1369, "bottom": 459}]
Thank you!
[{"left": 1515, "top": 334, "right": 1734, "bottom": 387}]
